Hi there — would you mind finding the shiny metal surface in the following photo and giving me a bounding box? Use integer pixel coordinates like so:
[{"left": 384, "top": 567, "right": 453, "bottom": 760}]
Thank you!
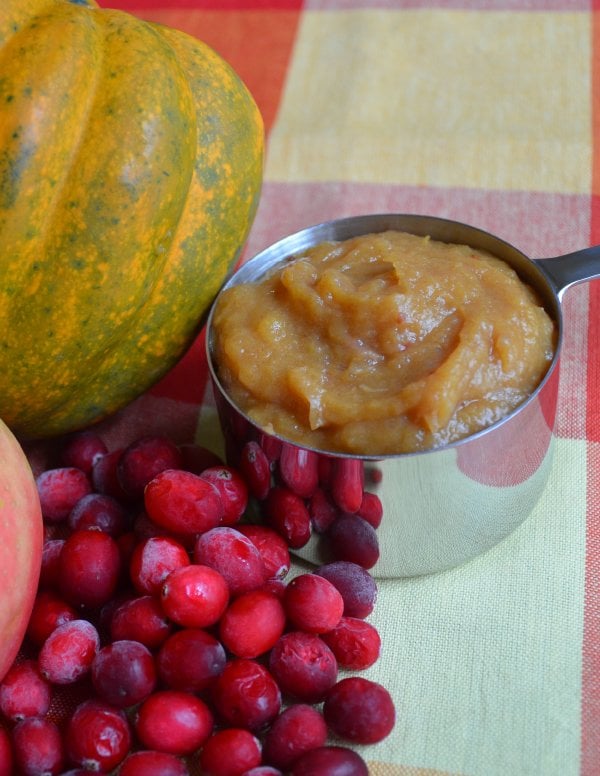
[{"left": 206, "top": 214, "right": 600, "bottom": 578}]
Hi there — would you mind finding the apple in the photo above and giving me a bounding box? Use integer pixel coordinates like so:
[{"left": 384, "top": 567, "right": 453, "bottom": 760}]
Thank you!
[{"left": 0, "top": 419, "right": 43, "bottom": 681}]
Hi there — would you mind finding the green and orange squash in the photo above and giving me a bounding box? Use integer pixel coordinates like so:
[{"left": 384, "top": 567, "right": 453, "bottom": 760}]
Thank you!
[{"left": 0, "top": 0, "right": 264, "bottom": 438}]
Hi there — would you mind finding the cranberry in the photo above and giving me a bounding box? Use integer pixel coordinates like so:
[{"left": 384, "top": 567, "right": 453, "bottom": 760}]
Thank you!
[
  {"left": 264, "top": 486, "right": 312, "bottom": 548},
  {"left": 36, "top": 467, "right": 92, "bottom": 522},
  {"left": 283, "top": 573, "right": 344, "bottom": 633},
  {"left": 135, "top": 690, "right": 213, "bottom": 756},
  {"left": 26, "top": 590, "right": 77, "bottom": 646},
  {"left": 244, "top": 769, "right": 282, "bottom": 776},
  {"left": 62, "top": 431, "right": 108, "bottom": 474},
  {"left": 0, "top": 727, "right": 12, "bottom": 776},
  {"left": 211, "top": 659, "right": 281, "bottom": 731},
  {"left": 118, "top": 436, "right": 183, "bottom": 499},
  {"left": 320, "top": 616, "right": 381, "bottom": 670},
  {"left": 268, "top": 632, "right": 338, "bottom": 703},
  {"left": 161, "top": 564, "right": 229, "bottom": 628},
  {"left": 179, "top": 443, "right": 223, "bottom": 474},
  {"left": 110, "top": 595, "right": 172, "bottom": 649},
  {"left": 329, "top": 459, "right": 364, "bottom": 513},
  {"left": 58, "top": 528, "right": 121, "bottom": 608},
  {"left": 314, "top": 561, "right": 377, "bottom": 619},
  {"left": 129, "top": 535, "right": 190, "bottom": 595},
  {"left": 199, "top": 728, "right": 262, "bottom": 776},
  {"left": 356, "top": 490, "right": 383, "bottom": 528},
  {"left": 278, "top": 444, "right": 319, "bottom": 498},
  {"left": 119, "top": 750, "right": 190, "bottom": 776},
  {"left": 193, "top": 527, "right": 267, "bottom": 595},
  {"left": 91, "top": 448, "right": 132, "bottom": 502},
  {"left": 68, "top": 492, "right": 129, "bottom": 536},
  {"left": 66, "top": 699, "right": 132, "bottom": 771},
  {"left": 91, "top": 639, "right": 157, "bottom": 708},
  {"left": 0, "top": 660, "right": 51, "bottom": 721},
  {"left": 308, "top": 488, "right": 339, "bottom": 534},
  {"left": 144, "top": 469, "right": 223, "bottom": 535},
  {"left": 200, "top": 466, "right": 248, "bottom": 526},
  {"left": 323, "top": 677, "right": 396, "bottom": 744},
  {"left": 12, "top": 717, "right": 64, "bottom": 775},
  {"left": 290, "top": 746, "right": 368, "bottom": 775},
  {"left": 219, "top": 590, "right": 286, "bottom": 659},
  {"left": 239, "top": 441, "right": 271, "bottom": 500},
  {"left": 38, "top": 619, "right": 99, "bottom": 684},
  {"left": 157, "top": 628, "right": 226, "bottom": 692},
  {"left": 236, "top": 524, "right": 291, "bottom": 580},
  {"left": 39, "top": 538, "right": 65, "bottom": 588},
  {"left": 327, "top": 514, "right": 380, "bottom": 569},
  {"left": 262, "top": 704, "right": 327, "bottom": 770}
]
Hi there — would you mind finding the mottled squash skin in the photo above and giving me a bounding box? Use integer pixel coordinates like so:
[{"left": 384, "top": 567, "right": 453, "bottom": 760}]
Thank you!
[{"left": 0, "top": 0, "right": 264, "bottom": 438}]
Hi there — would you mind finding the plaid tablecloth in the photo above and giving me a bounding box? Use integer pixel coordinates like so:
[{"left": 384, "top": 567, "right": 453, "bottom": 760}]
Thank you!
[{"left": 84, "top": 1, "right": 600, "bottom": 773}]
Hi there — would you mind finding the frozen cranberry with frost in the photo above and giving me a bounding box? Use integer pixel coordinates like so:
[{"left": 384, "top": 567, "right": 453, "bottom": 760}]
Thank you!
[
  {"left": 68, "top": 492, "right": 129, "bottom": 536},
  {"left": 39, "top": 539, "right": 65, "bottom": 588},
  {"left": 135, "top": 690, "right": 213, "bottom": 756},
  {"left": 110, "top": 595, "right": 172, "bottom": 649},
  {"left": 62, "top": 431, "right": 108, "bottom": 474},
  {"left": 236, "top": 524, "right": 291, "bottom": 580},
  {"left": 268, "top": 632, "right": 338, "bottom": 703},
  {"left": 278, "top": 444, "right": 319, "bottom": 498},
  {"left": 193, "top": 527, "right": 267, "bottom": 596},
  {"left": 308, "top": 488, "right": 339, "bottom": 534},
  {"left": 356, "top": 490, "right": 383, "bottom": 528},
  {"left": 12, "top": 717, "right": 64, "bottom": 775},
  {"left": 179, "top": 442, "right": 223, "bottom": 474},
  {"left": 119, "top": 750, "right": 190, "bottom": 776},
  {"left": 314, "top": 561, "right": 377, "bottom": 619},
  {"left": 290, "top": 746, "right": 368, "bottom": 775},
  {"left": 244, "top": 768, "right": 282, "bottom": 776},
  {"left": 0, "top": 660, "right": 51, "bottom": 721},
  {"left": 323, "top": 676, "right": 395, "bottom": 744},
  {"left": 262, "top": 704, "right": 327, "bottom": 770},
  {"left": 320, "top": 617, "right": 381, "bottom": 670},
  {"left": 239, "top": 440, "right": 271, "bottom": 500},
  {"left": 161, "top": 564, "right": 229, "bottom": 628},
  {"left": 58, "top": 528, "right": 121, "bottom": 609},
  {"left": 199, "top": 728, "right": 262, "bottom": 776},
  {"left": 92, "top": 448, "right": 132, "bottom": 502},
  {"left": 157, "top": 628, "right": 226, "bottom": 692},
  {"left": 91, "top": 639, "right": 157, "bottom": 708},
  {"left": 38, "top": 619, "right": 99, "bottom": 684},
  {"left": 130, "top": 535, "right": 190, "bottom": 595},
  {"left": 264, "top": 486, "right": 312, "bottom": 548},
  {"left": 118, "top": 436, "right": 183, "bottom": 499},
  {"left": 211, "top": 658, "right": 281, "bottom": 731},
  {"left": 66, "top": 699, "right": 131, "bottom": 771},
  {"left": 200, "top": 466, "right": 248, "bottom": 526},
  {"left": 26, "top": 590, "right": 77, "bottom": 646},
  {"left": 284, "top": 573, "right": 344, "bottom": 633},
  {"left": 36, "top": 467, "right": 92, "bottom": 522},
  {"left": 328, "top": 514, "right": 380, "bottom": 569},
  {"left": 0, "top": 727, "right": 12, "bottom": 776},
  {"left": 219, "top": 590, "right": 286, "bottom": 659},
  {"left": 145, "top": 469, "right": 223, "bottom": 535}
]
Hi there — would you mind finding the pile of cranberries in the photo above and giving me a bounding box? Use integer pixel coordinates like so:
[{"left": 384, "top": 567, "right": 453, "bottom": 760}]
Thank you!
[{"left": 0, "top": 432, "right": 394, "bottom": 775}]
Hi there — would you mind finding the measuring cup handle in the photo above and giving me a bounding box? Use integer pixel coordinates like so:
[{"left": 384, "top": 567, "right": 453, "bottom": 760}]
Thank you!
[{"left": 536, "top": 246, "right": 600, "bottom": 298}]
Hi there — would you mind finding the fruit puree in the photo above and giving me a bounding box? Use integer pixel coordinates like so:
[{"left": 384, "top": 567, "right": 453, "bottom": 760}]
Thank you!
[{"left": 212, "top": 230, "right": 555, "bottom": 454}]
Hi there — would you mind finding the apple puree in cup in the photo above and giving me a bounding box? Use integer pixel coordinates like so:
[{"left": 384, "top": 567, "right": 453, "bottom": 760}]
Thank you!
[{"left": 212, "top": 230, "right": 556, "bottom": 455}]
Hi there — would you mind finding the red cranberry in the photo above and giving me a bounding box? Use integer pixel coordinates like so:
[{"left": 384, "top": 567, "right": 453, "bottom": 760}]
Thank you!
[
  {"left": 0, "top": 727, "right": 12, "bottom": 776},
  {"left": 110, "top": 595, "right": 173, "bottom": 649},
  {"left": 62, "top": 431, "right": 108, "bottom": 474},
  {"left": 329, "top": 459, "right": 364, "bottom": 513},
  {"left": 91, "top": 639, "right": 157, "bottom": 708},
  {"left": 320, "top": 616, "right": 381, "bottom": 670},
  {"left": 283, "top": 573, "right": 344, "bottom": 633},
  {"left": 157, "top": 628, "right": 226, "bottom": 692},
  {"left": 211, "top": 659, "right": 281, "bottom": 731},
  {"left": 38, "top": 619, "right": 100, "bottom": 684},
  {"left": 236, "top": 524, "right": 291, "bottom": 580},
  {"left": 200, "top": 466, "right": 248, "bottom": 526},
  {"left": 118, "top": 436, "right": 183, "bottom": 499},
  {"left": 262, "top": 704, "right": 327, "bottom": 770},
  {"left": 12, "top": 717, "right": 64, "bottom": 775},
  {"left": 179, "top": 443, "right": 223, "bottom": 474},
  {"left": 36, "top": 467, "right": 92, "bottom": 522},
  {"left": 327, "top": 515, "right": 380, "bottom": 569},
  {"left": 356, "top": 490, "right": 383, "bottom": 528},
  {"left": 68, "top": 492, "right": 129, "bottom": 536},
  {"left": 135, "top": 690, "right": 213, "bottom": 756},
  {"left": 278, "top": 444, "right": 319, "bottom": 498},
  {"left": 323, "top": 677, "right": 396, "bottom": 744},
  {"left": 26, "top": 590, "right": 77, "bottom": 646},
  {"left": 268, "top": 632, "right": 338, "bottom": 703},
  {"left": 314, "top": 561, "right": 377, "bottom": 619},
  {"left": 193, "top": 527, "right": 267, "bottom": 596},
  {"left": 219, "top": 590, "right": 286, "bottom": 659},
  {"left": 129, "top": 535, "right": 190, "bottom": 595},
  {"left": 144, "top": 469, "right": 223, "bottom": 535},
  {"left": 239, "top": 441, "right": 271, "bottom": 500},
  {"left": 39, "top": 538, "right": 65, "bottom": 588},
  {"left": 58, "top": 529, "right": 121, "bottom": 609},
  {"left": 199, "top": 728, "right": 262, "bottom": 776},
  {"left": 160, "top": 565, "right": 229, "bottom": 628},
  {"left": 244, "top": 769, "right": 282, "bottom": 776},
  {"left": 65, "top": 699, "right": 132, "bottom": 771},
  {"left": 264, "top": 486, "right": 312, "bottom": 548},
  {"left": 308, "top": 488, "right": 339, "bottom": 533},
  {"left": 290, "top": 746, "right": 368, "bottom": 775},
  {"left": 0, "top": 660, "right": 51, "bottom": 721},
  {"left": 119, "top": 750, "right": 190, "bottom": 776},
  {"left": 91, "top": 448, "right": 132, "bottom": 502}
]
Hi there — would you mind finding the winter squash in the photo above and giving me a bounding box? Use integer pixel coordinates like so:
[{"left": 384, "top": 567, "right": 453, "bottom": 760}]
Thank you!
[{"left": 0, "top": 0, "right": 264, "bottom": 438}]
